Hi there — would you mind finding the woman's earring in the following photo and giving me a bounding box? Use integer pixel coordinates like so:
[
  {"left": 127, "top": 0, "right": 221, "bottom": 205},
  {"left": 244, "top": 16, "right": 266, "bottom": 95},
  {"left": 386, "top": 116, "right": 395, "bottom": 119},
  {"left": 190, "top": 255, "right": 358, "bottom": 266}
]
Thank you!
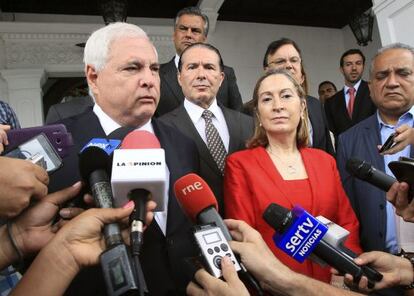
[{"left": 259, "top": 122, "right": 263, "bottom": 127}]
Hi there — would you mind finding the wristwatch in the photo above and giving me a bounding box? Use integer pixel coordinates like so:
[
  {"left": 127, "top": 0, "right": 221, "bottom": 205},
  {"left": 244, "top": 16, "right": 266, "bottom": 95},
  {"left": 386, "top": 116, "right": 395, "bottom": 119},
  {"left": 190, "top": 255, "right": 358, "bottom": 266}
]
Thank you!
[{"left": 398, "top": 249, "right": 414, "bottom": 290}]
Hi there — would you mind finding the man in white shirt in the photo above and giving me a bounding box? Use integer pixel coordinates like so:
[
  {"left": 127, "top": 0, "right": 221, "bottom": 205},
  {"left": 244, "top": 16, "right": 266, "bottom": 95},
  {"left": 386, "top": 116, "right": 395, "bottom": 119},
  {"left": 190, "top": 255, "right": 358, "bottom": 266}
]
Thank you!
[
  {"left": 48, "top": 22, "right": 200, "bottom": 295},
  {"left": 160, "top": 43, "right": 253, "bottom": 215},
  {"left": 156, "top": 6, "right": 243, "bottom": 116},
  {"left": 325, "top": 49, "right": 376, "bottom": 138}
]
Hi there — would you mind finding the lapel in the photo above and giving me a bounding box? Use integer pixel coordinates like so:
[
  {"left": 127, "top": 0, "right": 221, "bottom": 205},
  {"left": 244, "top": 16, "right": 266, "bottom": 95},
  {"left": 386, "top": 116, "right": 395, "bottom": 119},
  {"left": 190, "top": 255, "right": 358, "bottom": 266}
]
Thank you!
[
  {"left": 352, "top": 80, "right": 369, "bottom": 121},
  {"left": 221, "top": 106, "right": 240, "bottom": 154},
  {"left": 170, "top": 106, "right": 222, "bottom": 175},
  {"left": 336, "top": 88, "right": 350, "bottom": 120},
  {"left": 152, "top": 119, "right": 193, "bottom": 236},
  {"left": 363, "top": 115, "right": 384, "bottom": 170},
  {"left": 71, "top": 108, "right": 106, "bottom": 151},
  {"left": 161, "top": 58, "right": 184, "bottom": 105}
]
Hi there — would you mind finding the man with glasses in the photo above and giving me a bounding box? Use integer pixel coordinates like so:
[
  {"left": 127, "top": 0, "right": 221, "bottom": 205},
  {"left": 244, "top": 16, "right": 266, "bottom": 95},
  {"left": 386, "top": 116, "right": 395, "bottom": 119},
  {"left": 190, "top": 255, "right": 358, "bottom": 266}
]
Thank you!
[{"left": 261, "top": 38, "right": 334, "bottom": 155}]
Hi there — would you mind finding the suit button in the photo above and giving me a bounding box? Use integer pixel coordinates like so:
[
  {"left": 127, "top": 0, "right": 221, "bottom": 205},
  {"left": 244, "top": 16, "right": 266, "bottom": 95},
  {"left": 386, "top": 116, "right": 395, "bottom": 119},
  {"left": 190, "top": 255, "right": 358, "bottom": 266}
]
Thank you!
[
  {"left": 379, "top": 204, "right": 385, "bottom": 210},
  {"left": 167, "top": 238, "right": 174, "bottom": 245}
]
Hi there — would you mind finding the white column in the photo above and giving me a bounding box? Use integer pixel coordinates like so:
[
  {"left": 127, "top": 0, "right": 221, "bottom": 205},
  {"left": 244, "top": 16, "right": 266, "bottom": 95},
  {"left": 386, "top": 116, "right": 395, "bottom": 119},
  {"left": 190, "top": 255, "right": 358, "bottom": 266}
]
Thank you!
[
  {"left": 0, "top": 69, "right": 47, "bottom": 127},
  {"left": 373, "top": 0, "right": 414, "bottom": 45},
  {"left": 198, "top": 0, "right": 225, "bottom": 33}
]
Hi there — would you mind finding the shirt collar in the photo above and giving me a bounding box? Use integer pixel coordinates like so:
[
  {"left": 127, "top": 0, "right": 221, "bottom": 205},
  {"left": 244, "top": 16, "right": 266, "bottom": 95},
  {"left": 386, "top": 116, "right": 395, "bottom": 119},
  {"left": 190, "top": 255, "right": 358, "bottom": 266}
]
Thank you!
[
  {"left": 93, "top": 103, "right": 153, "bottom": 136},
  {"left": 344, "top": 79, "right": 362, "bottom": 94},
  {"left": 174, "top": 54, "right": 180, "bottom": 69},
  {"left": 377, "top": 105, "right": 414, "bottom": 129},
  {"left": 184, "top": 98, "right": 220, "bottom": 124}
]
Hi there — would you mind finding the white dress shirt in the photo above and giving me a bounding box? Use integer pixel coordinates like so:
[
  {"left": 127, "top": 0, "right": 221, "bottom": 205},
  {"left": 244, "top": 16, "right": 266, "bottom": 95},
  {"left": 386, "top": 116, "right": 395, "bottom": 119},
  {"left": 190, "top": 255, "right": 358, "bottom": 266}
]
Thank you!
[
  {"left": 93, "top": 103, "right": 169, "bottom": 235},
  {"left": 344, "top": 79, "right": 362, "bottom": 107},
  {"left": 183, "top": 98, "right": 230, "bottom": 152}
]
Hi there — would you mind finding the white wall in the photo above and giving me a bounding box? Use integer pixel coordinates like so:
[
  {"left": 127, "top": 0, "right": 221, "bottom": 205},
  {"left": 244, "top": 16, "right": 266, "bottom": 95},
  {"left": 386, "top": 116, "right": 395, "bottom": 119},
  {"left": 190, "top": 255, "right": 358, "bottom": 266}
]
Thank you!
[
  {"left": 373, "top": 0, "right": 414, "bottom": 46},
  {"left": 0, "top": 13, "right": 384, "bottom": 126}
]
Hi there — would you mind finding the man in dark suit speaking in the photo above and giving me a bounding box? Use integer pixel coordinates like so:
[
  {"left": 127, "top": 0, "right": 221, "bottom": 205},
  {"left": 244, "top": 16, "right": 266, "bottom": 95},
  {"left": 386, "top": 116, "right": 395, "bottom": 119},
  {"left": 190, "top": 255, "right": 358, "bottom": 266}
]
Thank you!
[
  {"left": 161, "top": 43, "right": 253, "bottom": 214},
  {"left": 156, "top": 6, "right": 243, "bottom": 116},
  {"left": 48, "top": 22, "right": 200, "bottom": 295}
]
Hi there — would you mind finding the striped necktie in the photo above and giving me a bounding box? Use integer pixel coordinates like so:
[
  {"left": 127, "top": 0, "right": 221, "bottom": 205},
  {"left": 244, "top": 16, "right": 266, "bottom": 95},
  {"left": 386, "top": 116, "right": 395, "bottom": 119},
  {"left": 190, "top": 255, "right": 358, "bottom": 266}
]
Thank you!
[{"left": 202, "top": 109, "right": 227, "bottom": 174}]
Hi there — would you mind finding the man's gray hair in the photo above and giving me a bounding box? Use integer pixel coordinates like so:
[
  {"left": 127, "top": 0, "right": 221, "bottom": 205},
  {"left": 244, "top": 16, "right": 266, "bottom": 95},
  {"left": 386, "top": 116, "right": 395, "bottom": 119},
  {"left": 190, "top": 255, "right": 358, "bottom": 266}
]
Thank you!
[
  {"left": 369, "top": 42, "right": 414, "bottom": 78},
  {"left": 174, "top": 6, "right": 209, "bottom": 37},
  {"left": 84, "top": 22, "right": 149, "bottom": 72}
]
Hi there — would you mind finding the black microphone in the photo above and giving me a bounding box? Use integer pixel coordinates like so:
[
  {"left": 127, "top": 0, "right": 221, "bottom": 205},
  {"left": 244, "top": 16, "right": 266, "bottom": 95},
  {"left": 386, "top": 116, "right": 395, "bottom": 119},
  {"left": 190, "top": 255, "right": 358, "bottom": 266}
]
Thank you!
[
  {"left": 263, "top": 203, "right": 383, "bottom": 287},
  {"left": 346, "top": 158, "right": 396, "bottom": 191},
  {"left": 79, "top": 145, "right": 141, "bottom": 296}
]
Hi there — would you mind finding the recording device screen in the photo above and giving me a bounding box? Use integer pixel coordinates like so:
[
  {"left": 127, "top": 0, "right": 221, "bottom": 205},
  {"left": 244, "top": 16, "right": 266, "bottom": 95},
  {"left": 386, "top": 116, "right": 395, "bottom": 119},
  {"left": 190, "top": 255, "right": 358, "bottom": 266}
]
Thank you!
[
  {"left": 5, "top": 133, "right": 62, "bottom": 173},
  {"left": 203, "top": 231, "right": 221, "bottom": 245}
]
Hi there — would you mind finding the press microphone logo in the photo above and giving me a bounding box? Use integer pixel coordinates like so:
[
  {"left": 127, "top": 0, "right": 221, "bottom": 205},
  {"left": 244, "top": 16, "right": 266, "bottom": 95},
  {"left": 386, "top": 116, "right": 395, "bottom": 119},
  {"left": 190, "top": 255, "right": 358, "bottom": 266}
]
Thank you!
[
  {"left": 180, "top": 181, "right": 203, "bottom": 196},
  {"left": 274, "top": 207, "right": 328, "bottom": 263},
  {"left": 116, "top": 161, "right": 162, "bottom": 167},
  {"left": 81, "top": 138, "right": 121, "bottom": 155}
]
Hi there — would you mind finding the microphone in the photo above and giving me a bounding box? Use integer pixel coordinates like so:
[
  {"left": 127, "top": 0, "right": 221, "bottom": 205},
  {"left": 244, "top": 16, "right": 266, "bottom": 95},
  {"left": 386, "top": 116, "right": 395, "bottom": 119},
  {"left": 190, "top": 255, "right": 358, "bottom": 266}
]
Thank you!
[
  {"left": 174, "top": 173, "right": 264, "bottom": 295},
  {"left": 263, "top": 203, "right": 383, "bottom": 287},
  {"left": 174, "top": 173, "right": 231, "bottom": 240},
  {"left": 111, "top": 130, "right": 167, "bottom": 295},
  {"left": 78, "top": 140, "right": 141, "bottom": 296},
  {"left": 346, "top": 158, "right": 396, "bottom": 191},
  {"left": 111, "top": 130, "right": 167, "bottom": 211}
]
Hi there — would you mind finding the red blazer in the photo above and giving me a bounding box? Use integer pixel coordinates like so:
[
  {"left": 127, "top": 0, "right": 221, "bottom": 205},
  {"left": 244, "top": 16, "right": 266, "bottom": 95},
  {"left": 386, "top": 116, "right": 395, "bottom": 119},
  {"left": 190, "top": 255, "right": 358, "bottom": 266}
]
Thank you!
[{"left": 224, "top": 146, "right": 362, "bottom": 283}]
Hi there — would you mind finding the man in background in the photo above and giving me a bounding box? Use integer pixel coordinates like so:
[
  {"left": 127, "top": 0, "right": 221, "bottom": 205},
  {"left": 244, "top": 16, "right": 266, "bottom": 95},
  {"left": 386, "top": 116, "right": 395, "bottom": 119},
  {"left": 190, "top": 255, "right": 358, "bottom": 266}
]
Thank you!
[
  {"left": 318, "top": 80, "right": 337, "bottom": 104},
  {"left": 325, "top": 49, "right": 376, "bottom": 138},
  {"left": 156, "top": 6, "right": 243, "bottom": 116},
  {"left": 161, "top": 43, "right": 253, "bottom": 214}
]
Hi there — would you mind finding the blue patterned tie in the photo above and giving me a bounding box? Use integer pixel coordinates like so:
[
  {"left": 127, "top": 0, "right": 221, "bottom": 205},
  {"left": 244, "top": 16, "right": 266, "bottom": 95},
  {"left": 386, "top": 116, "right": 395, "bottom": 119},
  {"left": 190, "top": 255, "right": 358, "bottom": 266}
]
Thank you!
[{"left": 202, "top": 110, "right": 227, "bottom": 174}]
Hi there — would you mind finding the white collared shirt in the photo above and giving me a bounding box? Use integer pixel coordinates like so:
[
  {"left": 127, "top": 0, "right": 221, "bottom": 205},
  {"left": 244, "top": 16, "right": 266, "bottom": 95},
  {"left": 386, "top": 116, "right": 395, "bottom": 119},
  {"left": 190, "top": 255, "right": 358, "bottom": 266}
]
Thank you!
[
  {"left": 184, "top": 98, "right": 230, "bottom": 152},
  {"left": 174, "top": 54, "right": 180, "bottom": 69},
  {"left": 343, "top": 79, "right": 362, "bottom": 107},
  {"left": 93, "top": 103, "right": 169, "bottom": 235}
]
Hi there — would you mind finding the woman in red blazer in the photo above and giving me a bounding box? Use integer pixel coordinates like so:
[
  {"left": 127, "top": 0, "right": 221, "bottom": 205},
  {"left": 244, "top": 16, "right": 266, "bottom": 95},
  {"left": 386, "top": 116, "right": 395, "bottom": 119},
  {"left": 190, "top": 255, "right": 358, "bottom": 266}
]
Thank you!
[{"left": 224, "top": 69, "right": 361, "bottom": 283}]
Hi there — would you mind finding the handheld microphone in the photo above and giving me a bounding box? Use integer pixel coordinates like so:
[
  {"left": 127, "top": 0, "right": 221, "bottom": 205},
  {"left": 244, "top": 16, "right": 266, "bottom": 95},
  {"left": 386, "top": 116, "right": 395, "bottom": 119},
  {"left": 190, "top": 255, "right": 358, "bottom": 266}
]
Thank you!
[
  {"left": 111, "top": 130, "right": 167, "bottom": 211},
  {"left": 174, "top": 173, "right": 231, "bottom": 240},
  {"left": 263, "top": 203, "right": 383, "bottom": 287},
  {"left": 346, "top": 158, "right": 396, "bottom": 191},
  {"left": 112, "top": 130, "right": 167, "bottom": 295},
  {"left": 79, "top": 140, "right": 141, "bottom": 296},
  {"left": 174, "top": 173, "right": 263, "bottom": 295}
]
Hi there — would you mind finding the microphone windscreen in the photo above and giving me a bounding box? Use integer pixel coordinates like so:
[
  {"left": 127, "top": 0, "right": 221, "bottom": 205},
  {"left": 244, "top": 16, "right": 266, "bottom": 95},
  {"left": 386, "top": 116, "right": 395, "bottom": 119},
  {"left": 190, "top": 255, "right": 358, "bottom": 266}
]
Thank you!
[
  {"left": 79, "top": 146, "right": 111, "bottom": 184},
  {"left": 262, "top": 203, "right": 291, "bottom": 233},
  {"left": 174, "top": 173, "right": 218, "bottom": 222},
  {"left": 346, "top": 158, "right": 373, "bottom": 180},
  {"left": 121, "top": 130, "right": 161, "bottom": 149}
]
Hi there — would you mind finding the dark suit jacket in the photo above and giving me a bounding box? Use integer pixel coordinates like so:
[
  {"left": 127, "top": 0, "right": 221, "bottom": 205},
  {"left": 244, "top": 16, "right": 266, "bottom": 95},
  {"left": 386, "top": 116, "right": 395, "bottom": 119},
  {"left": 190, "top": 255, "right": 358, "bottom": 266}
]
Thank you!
[
  {"left": 324, "top": 80, "right": 376, "bottom": 138},
  {"left": 336, "top": 115, "right": 405, "bottom": 296},
  {"left": 306, "top": 95, "right": 335, "bottom": 155},
  {"left": 45, "top": 96, "right": 94, "bottom": 124},
  {"left": 160, "top": 104, "right": 254, "bottom": 215},
  {"left": 156, "top": 58, "right": 243, "bottom": 116},
  {"left": 49, "top": 108, "right": 200, "bottom": 295}
]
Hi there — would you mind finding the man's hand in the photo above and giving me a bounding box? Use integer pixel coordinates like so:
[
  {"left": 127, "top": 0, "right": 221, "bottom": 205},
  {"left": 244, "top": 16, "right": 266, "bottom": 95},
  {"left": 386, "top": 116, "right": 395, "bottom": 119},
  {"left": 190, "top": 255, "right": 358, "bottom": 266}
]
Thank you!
[
  {"left": 386, "top": 181, "right": 414, "bottom": 222},
  {"left": 380, "top": 124, "right": 414, "bottom": 155},
  {"left": 226, "top": 219, "right": 292, "bottom": 286},
  {"left": 0, "top": 156, "right": 49, "bottom": 219},
  {"left": 0, "top": 124, "right": 10, "bottom": 153},
  {"left": 186, "top": 256, "right": 249, "bottom": 296},
  {"left": 343, "top": 251, "right": 413, "bottom": 293},
  {"left": 10, "top": 182, "right": 83, "bottom": 257}
]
